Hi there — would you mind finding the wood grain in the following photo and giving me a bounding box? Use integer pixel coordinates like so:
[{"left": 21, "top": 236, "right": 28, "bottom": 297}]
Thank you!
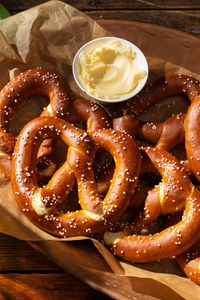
[
  {"left": 2, "top": 0, "right": 200, "bottom": 11},
  {"left": 0, "top": 233, "right": 59, "bottom": 271},
  {"left": 89, "top": 10, "right": 200, "bottom": 36},
  {"left": 0, "top": 274, "right": 111, "bottom": 299},
  {"left": 2, "top": 1, "right": 199, "bottom": 36}
]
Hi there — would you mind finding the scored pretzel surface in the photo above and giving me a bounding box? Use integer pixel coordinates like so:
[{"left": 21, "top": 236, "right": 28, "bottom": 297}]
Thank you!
[
  {"left": 104, "top": 148, "right": 200, "bottom": 263},
  {"left": 12, "top": 116, "right": 140, "bottom": 237},
  {"left": 0, "top": 67, "right": 70, "bottom": 179}
]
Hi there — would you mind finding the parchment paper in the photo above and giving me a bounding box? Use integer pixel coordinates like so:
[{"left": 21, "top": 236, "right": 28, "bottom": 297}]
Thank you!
[{"left": 0, "top": 1, "right": 199, "bottom": 299}]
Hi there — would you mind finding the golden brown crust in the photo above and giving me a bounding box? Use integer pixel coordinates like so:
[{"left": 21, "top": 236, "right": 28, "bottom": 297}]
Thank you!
[
  {"left": 104, "top": 148, "right": 200, "bottom": 263},
  {"left": 131, "top": 148, "right": 191, "bottom": 230},
  {"left": 0, "top": 67, "right": 70, "bottom": 179},
  {"left": 137, "top": 113, "right": 185, "bottom": 150},
  {"left": 12, "top": 117, "right": 140, "bottom": 237},
  {"left": 185, "top": 97, "right": 200, "bottom": 181},
  {"left": 67, "top": 98, "right": 111, "bottom": 131},
  {"left": 116, "top": 73, "right": 200, "bottom": 117},
  {"left": 177, "top": 243, "right": 200, "bottom": 285}
]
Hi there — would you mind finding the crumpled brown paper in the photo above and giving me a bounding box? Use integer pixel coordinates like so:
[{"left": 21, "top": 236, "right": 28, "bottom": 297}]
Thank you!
[{"left": 0, "top": 1, "right": 200, "bottom": 299}]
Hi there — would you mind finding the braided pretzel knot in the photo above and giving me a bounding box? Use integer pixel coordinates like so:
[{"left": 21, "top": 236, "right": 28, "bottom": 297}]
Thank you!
[
  {"left": 136, "top": 113, "right": 185, "bottom": 151},
  {"left": 67, "top": 99, "right": 111, "bottom": 131},
  {"left": 113, "top": 113, "right": 186, "bottom": 175},
  {"left": 11, "top": 116, "right": 140, "bottom": 237},
  {"left": 114, "top": 73, "right": 200, "bottom": 154},
  {"left": 131, "top": 147, "right": 191, "bottom": 231},
  {"left": 113, "top": 113, "right": 185, "bottom": 151},
  {"left": 65, "top": 98, "right": 113, "bottom": 193},
  {"left": 0, "top": 67, "right": 70, "bottom": 179},
  {"left": 71, "top": 98, "right": 117, "bottom": 197},
  {"left": 104, "top": 148, "right": 200, "bottom": 263},
  {"left": 113, "top": 74, "right": 200, "bottom": 175}
]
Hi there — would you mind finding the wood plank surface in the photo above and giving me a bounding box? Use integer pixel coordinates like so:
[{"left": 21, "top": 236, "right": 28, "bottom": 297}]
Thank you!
[
  {"left": 0, "top": 274, "right": 111, "bottom": 299},
  {"left": 0, "top": 233, "right": 59, "bottom": 271},
  {"left": 0, "top": 233, "right": 112, "bottom": 299},
  {"left": 2, "top": 1, "right": 200, "bottom": 36},
  {"left": 88, "top": 10, "right": 200, "bottom": 35},
  {"left": 2, "top": 0, "right": 200, "bottom": 11}
]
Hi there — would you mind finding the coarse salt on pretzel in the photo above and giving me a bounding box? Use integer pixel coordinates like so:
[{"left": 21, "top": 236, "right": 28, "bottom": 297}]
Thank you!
[
  {"left": 104, "top": 148, "right": 200, "bottom": 263},
  {"left": 113, "top": 113, "right": 185, "bottom": 151},
  {"left": 114, "top": 73, "right": 200, "bottom": 175},
  {"left": 185, "top": 97, "right": 200, "bottom": 181},
  {"left": 67, "top": 98, "right": 111, "bottom": 131},
  {"left": 66, "top": 98, "right": 113, "bottom": 194},
  {"left": 116, "top": 73, "right": 200, "bottom": 117},
  {"left": 11, "top": 116, "right": 140, "bottom": 237},
  {"left": 177, "top": 242, "right": 200, "bottom": 285},
  {"left": 136, "top": 113, "right": 185, "bottom": 151},
  {"left": 0, "top": 67, "right": 70, "bottom": 179},
  {"left": 131, "top": 147, "right": 191, "bottom": 230},
  {"left": 115, "top": 73, "right": 200, "bottom": 174}
]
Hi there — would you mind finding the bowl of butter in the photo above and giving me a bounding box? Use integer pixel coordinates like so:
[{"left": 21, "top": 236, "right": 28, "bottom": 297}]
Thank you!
[{"left": 72, "top": 37, "right": 148, "bottom": 104}]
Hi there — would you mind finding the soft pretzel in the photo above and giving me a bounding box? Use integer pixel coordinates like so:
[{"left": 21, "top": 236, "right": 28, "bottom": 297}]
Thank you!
[
  {"left": 113, "top": 113, "right": 185, "bottom": 149},
  {"left": 104, "top": 148, "right": 200, "bottom": 263},
  {"left": 66, "top": 98, "right": 113, "bottom": 194},
  {"left": 177, "top": 242, "right": 200, "bottom": 285},
  {"left": 185, "top": 98, "right": 200, "bottom": 181},
  {"left": 116, "top": 73, "right": 200, "bottom": 117},
  {"left": 67, "top": 99, "right": 111, "bottom": 131},
  {"left": 136, "top": 113, "right": 185, "bottom": 151},
  {"left": 131, "top": 147, "right": 191, "bottom": 230},
  {"left": 12, "top": 116, "right": 140, "bottom": 237},
  {"left": 0, "top": 67, "right": 70, "bottom": 179}
]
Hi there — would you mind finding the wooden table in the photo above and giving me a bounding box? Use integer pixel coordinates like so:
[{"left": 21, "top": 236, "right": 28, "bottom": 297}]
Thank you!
[{"left": 0, "top": 1, "right": 199, "bottom": 299}]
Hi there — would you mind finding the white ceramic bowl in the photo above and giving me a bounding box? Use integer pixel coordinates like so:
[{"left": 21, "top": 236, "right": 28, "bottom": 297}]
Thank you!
[{"left": 72, "top": 36, "right": 149, "bottom": 104}]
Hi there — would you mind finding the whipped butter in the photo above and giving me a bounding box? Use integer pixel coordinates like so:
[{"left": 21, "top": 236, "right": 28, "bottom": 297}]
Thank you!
[{"left": 78, "top": 39, "right": 147, "bottom": 100}]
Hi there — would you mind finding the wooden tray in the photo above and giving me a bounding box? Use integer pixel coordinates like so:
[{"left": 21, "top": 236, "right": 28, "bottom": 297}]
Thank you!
[
  {"left": 99, "top": 19, "right": 200, "bottom": 73},
  {"left": 29, "top": 20, "right": 200, "bottom": 300}
]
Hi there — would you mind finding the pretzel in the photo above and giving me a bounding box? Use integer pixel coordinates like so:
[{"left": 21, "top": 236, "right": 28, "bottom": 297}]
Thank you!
[
  {"left": 114, "top": 112, "right": 185, "bottom": 149},
  {"left": 136, "top": 113, "right": 185, "bottom": 151},
  {"left": 0, "top": 67, "right": 70, "bottom": 179},
  {"left": 116, "top": 73, "right": 200, "bottom": 117},
  {"left": 104, "top": 148, "right": 200, "bottom": 263},
  {"left": 11, "top": 116, "right": 140, "bottom": 237},
  {"left": 67, "top": 98, "right": 111, "bottom": 131},
  {"left": 177, "top": 243, "right": 200, "bottom": 285},
  {"left": 185, "top": 97, "right": 200, "bottom": 181},
  {"left": 113, "top": 113, "right": 192, "bottom": 179},
  {"left": 131, "top": 147, "right": 191, "bottom": 230},
  {"left": 66, "top": 98, "right": 113, "bottom": 194}
]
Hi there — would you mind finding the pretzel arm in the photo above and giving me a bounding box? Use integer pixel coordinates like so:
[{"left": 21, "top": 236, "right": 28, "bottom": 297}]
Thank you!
[
  {"left": 104, "top": 148, "right": 200, "bottom": 263},
  {"left": 0, "top": 67, "right": 70, "bottom": 179},
  {"left": 177, "top": 242, "right": 200, "bottom": 285}
]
